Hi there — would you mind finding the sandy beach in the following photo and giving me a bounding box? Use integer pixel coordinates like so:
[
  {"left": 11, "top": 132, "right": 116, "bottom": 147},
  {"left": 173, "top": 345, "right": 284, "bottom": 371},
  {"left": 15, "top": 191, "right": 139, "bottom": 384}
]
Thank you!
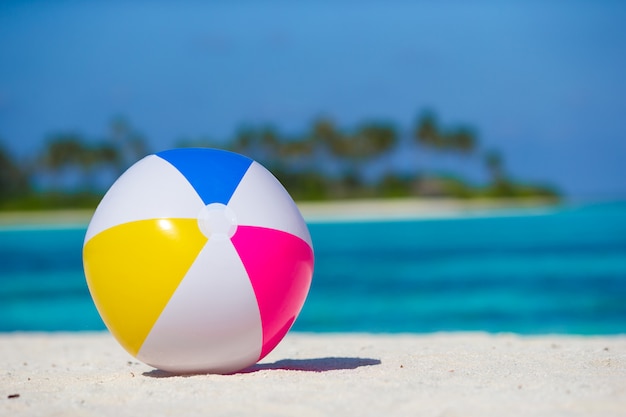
[
  {"left": 1, "top": 332, "right": 625, "bottom": 416},
  {"left": 0, "top": 197, "right": 558, "bottom": 227},
  {"left": 3, "top": 198, "right": 622, "bottom": 416}
]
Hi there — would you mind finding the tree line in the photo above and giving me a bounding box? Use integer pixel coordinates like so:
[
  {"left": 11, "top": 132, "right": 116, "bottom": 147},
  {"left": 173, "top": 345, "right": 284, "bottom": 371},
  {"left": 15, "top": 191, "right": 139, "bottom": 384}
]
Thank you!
[{"left": 0, "top": 111, "right": 559, "bottom": 210}]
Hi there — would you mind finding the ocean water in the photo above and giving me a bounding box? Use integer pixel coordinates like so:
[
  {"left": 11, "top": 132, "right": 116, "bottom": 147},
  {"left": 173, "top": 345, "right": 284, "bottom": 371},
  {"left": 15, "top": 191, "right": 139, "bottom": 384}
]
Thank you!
[{"left": 1, "top": 201, "right": 625, "bottom": 334}]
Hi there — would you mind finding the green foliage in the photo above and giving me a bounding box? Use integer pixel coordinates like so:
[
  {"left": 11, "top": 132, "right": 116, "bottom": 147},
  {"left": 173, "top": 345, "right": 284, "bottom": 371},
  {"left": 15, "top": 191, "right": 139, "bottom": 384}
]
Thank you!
[
  {"left": 0, "top": 191, "right": 102, "bottom": 211},
  {"left": 482, "top": 180, "right": 560, "bottom": 200},
  {"left": 322, "top": 122, "right": 397, "bottom": 159},
  {"left": 0, "top": 110, "right": 560, "bottom": 210},
  {"left": 414, "top": 111, "right": 478, "bottom": 154},
  {"left": 377, "top": 174, "right": 414, "bottom": 198},
  {"left": 0, "top": 141, "right": 31, "bottom": 204},
  {"left": 273, "top": 169, "right": 330, "bottom": 201}
]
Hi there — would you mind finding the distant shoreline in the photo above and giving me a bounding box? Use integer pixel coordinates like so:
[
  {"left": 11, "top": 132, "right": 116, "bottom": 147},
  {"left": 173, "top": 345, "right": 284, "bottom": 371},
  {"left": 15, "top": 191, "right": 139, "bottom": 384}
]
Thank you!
[
  {"left": 0, "top": 209, "right": 94, "bottom": 227},
  {"left": 0, "top": 197, "right": 563, "bottom": 228},
  {"left": 297, "top": 197, "right": 559, "bottom": 222}
]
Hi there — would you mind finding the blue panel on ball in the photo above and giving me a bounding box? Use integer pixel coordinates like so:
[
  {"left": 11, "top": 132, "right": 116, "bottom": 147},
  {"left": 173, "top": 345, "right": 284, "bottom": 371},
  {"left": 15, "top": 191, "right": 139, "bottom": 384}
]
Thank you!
[{"left": 156, "top": 148, "right": 253, "bottom": 205}]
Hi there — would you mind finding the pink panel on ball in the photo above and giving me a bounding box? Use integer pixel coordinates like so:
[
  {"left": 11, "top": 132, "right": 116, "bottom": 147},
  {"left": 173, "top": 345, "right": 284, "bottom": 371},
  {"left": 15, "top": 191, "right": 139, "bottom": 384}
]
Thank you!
[{"left": 232, "top": 226, "right": 314, "bottom": 360}]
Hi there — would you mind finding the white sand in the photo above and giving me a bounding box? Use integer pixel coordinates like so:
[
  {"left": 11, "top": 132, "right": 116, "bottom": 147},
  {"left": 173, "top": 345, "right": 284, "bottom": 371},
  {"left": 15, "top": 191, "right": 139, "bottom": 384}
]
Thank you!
[
  {"left": 2, "top": 332, "right": 625, "bottom": 416},
  {"left": 0, "top": 197, "right": 558, "bottom": 227},
  {"left": 297, "top": 198, "right": 557, "bottom": 222},
  {"left": 0, "top": 209, "right": 94, "bottom": 228},
  {"left": 2, "top": 198, "right": 607, "bottom": 416}
]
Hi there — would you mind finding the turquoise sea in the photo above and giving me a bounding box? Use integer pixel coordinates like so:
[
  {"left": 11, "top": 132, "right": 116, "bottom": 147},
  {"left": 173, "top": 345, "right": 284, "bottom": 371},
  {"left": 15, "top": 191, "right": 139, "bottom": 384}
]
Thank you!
[{"left": 1, "top": 201, "right": 625, "bottom": 334}]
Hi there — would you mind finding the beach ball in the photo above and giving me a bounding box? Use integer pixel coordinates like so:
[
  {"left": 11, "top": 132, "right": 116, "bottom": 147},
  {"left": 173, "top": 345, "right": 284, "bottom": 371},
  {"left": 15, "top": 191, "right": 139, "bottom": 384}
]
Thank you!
[{"left": 83, "top": 148, "right": 314, "bottom": 374}]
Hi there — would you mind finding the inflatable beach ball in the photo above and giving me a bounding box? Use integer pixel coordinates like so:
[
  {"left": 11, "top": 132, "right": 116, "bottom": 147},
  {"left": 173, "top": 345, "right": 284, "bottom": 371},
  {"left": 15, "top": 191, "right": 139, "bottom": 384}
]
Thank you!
[{"left": 83, "top": 148, "right": 314, "bottom": 374}]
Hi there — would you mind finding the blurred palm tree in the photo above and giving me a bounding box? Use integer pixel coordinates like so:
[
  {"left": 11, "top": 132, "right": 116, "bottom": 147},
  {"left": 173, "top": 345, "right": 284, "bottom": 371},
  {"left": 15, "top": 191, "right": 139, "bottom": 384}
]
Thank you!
[
  {"left": 444, "top": 127, "right": 477, "bottom": 155},
  {"left": 312, "top": 119, "right": 398, "bottom": 197},
  {"left": 40, "top": 134, "right": 86, "bottom": 189},
  {"left": 109, "top": 117, "right": 149, "bottom": 172},
  {"left": 414, "top": 110, "right": 477, "bottom": 154},
  {"left": 43, "top": 134, "right": 84, "bottom": 170},
  {"left": 484, "top": 149, "right": 505, "bottom": 185},
  {"left": 229, "top": 124, "right": 282, "bottom": 167},
  {"left": 352, "top": 123, "right": 397, "bottom": 158},
  {"left": 414, "top": 110, "right": 442, "bottom": 149},
  {"left": 311, "top": 117, "right": 340, "bottom": 146},
  {"left": 309, "top": 117, "right": 341, "bottom": 159},
  {"left": 41, "top": 130, "right": 124, "bottom": 192},
  {"left": 230, "top": 127, "right": 255, "bottom": 155},
  {"left": 313, "top": 119, "right": 397, "bottom": 161},
  {"left": 0, "top": 141, "right": 30, "bottom": 204},
  {"left": 0, "top": 110, "right": 559, "bottom": 208}
]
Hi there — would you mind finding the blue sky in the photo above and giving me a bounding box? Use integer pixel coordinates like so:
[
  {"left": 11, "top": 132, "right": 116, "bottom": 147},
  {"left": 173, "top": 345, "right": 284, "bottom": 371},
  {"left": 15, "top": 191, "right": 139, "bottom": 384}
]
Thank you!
[{"left": 1, "top": 0, "right": 625, "bottom": 199}]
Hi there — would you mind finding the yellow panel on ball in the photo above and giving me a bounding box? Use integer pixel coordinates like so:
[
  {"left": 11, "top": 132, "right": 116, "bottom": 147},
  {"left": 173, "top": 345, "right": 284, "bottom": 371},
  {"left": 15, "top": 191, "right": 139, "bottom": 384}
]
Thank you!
[{"left": 83, "top": 218, "right": 208, "bottom": 356}]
